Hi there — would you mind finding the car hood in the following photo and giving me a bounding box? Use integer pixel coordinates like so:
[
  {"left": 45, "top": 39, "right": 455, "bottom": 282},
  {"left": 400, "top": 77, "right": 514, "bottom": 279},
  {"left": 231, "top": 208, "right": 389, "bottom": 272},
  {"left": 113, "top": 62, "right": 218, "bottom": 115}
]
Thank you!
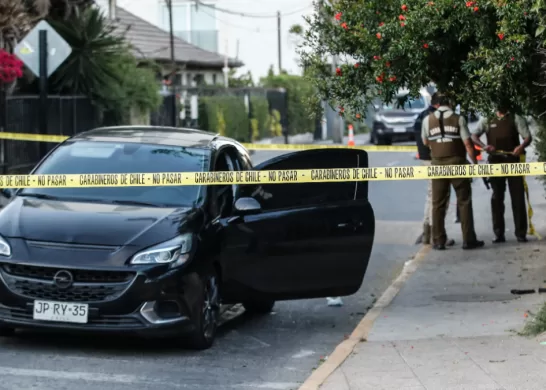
[{"left": 0, "top": 197, "right": 197, "bottom": 247}]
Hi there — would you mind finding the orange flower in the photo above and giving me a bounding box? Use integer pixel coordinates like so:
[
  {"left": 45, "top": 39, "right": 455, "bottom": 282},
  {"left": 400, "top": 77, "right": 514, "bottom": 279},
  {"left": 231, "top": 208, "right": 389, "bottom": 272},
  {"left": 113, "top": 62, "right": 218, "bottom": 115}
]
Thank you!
[
  {"left": 498, "top": 33, "right": 505, "bottom": 40},
  {"left": 336, "top": 67, "right": 342, "bottom": 76},
  {"left": 401, "top": 4, "right": 408, "bottom": 11},
  {"left": 400, "top": 22, "right": 405, "bottom": 27},
  {"left": 335, "top": 12, "right": 342, "bottom": 21},
  {"left": 379, "top": 22, "right": 385, "bottom": 27},
  {"left": 354, "top": 62, "right": 360, "bottom": 68},
  {"left": 399, "top": 15, "right": 406, "bottom": 21},
  {"left": 423, "top": 43, "right": 429, "bottom": 49},
  {"left": 376, "top": 32, "right": 382, "bottom": 39},
  {"left": 341, "top": 22, "right": 348, "bottom": 29},
  {"left": 389, "top": 76, "right": 397, "bottom": 82}
]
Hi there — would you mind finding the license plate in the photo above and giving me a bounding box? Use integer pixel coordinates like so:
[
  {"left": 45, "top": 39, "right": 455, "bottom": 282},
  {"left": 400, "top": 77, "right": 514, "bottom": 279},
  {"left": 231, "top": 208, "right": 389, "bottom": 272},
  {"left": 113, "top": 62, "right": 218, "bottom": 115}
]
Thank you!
[
  {"left": 33, "top": 300, "right": 89, "bottom": 324},
  {"left": 393, "top": 126, "right": 406, "bottom": 133}
]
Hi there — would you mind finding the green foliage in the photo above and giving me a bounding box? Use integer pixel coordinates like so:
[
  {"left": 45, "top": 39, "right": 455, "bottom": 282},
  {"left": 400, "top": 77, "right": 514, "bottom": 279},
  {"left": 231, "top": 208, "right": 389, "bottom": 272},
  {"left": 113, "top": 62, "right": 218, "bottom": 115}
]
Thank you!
[
  {"left": 228, "top": 69, "right": 255, "bottom": 88},
  {"left": 520, "top": 302, "right": 546, "bottom": 336},
  {"left": 269, "top": 109, "right": 283, "bottom": 137},
  {"left": 300, "top": 0, "right": 544, "bottom": 121},
  {"left": 198, "top": 95, "right": 271, "bottom": 142},
  {"left": 260, "top": 70, "right": 320, "bottom": 135},
  {"left": 216, "top": 108, "right": 226, "bottom": 136},
  {"left": 250, "top": 118, "right": 259, "bottom": 141},
  {"left": 48, "top": 7, "right": 161, "bottom": 122},
  {"left": 250, "top": 96, "right": 270, "bottom": 139},
  {"left": 198, "top": 96, "right": 249, "bottom": 141}
]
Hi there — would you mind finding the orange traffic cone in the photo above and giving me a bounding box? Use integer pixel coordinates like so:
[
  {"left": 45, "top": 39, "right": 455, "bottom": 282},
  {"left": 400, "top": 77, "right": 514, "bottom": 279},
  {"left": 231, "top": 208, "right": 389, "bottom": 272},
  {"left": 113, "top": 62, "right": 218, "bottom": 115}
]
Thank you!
[{"left": 348, "top": 124, "right": 355, "bottom": 147}]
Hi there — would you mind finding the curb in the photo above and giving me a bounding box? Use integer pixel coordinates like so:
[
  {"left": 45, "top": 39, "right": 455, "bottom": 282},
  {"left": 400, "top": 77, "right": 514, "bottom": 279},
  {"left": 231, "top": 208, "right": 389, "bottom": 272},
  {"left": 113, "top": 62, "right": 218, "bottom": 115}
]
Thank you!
[{"left": 298, "top": 245, "right": 432, "bottom": 390}]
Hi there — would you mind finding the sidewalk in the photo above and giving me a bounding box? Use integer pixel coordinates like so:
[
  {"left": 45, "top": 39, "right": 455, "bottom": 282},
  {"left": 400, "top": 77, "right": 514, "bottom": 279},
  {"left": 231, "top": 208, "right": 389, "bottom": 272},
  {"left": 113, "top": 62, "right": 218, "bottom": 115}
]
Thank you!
[{"left": 316, "top": 155, "right": 546, "bottom": 389}]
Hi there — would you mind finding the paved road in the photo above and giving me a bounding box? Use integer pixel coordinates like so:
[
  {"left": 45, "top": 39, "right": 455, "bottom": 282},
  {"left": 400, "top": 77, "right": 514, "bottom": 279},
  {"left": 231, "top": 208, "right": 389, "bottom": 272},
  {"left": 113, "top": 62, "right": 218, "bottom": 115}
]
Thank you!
[{"left": 0, "top": 140, "right": 427, "bottom": 390}]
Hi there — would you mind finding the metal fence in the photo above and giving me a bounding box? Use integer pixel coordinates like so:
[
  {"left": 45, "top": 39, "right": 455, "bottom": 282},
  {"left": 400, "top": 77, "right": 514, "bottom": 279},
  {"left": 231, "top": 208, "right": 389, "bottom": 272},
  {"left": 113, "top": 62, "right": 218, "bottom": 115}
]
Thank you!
[{"left": 2, "top": 95, "right": 100, "bottom": 174}]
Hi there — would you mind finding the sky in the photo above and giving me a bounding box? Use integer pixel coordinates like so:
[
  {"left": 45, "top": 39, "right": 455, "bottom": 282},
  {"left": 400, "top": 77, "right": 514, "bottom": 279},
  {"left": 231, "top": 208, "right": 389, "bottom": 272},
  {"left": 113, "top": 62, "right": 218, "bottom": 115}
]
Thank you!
[{"left": 208, "top": 0, "right": 315, "bottom": 81}]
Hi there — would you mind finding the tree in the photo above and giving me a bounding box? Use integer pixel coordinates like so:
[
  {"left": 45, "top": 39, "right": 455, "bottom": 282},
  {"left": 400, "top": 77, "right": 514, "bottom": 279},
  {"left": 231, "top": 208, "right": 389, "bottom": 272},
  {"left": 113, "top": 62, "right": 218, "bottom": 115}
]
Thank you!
[
  {"left": 227, "top": 68, "right": 254, "bottom": 88},
  {"left": 300, "top": 0, "right": 544, "bottom": 121},
  {"left": 47, "top": 7, "right": 161, "bottom": 122},
  {"left": 260, "top": 70, "right": 320, "bottom": 136}
]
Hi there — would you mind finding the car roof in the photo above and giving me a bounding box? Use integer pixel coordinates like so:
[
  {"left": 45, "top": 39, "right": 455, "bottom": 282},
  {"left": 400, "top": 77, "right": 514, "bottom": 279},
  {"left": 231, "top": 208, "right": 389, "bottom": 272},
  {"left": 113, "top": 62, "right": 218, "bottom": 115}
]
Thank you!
[{"left": 70, "top": 126, "right": 219, "bottom": 148}]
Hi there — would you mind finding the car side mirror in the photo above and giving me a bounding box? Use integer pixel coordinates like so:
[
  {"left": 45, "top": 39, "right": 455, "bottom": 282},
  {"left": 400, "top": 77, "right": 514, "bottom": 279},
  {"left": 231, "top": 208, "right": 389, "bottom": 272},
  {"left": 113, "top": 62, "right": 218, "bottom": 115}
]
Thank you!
[{"left": 234, "top": 197, "right": 262, "bottom": 216}]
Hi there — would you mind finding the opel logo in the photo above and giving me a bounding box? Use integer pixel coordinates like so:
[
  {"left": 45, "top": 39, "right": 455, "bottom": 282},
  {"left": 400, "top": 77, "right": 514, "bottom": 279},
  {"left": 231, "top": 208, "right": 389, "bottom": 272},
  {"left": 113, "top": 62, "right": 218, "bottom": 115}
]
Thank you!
[{"left": 53, "top": 270, "right": 73, "bottom": 289}]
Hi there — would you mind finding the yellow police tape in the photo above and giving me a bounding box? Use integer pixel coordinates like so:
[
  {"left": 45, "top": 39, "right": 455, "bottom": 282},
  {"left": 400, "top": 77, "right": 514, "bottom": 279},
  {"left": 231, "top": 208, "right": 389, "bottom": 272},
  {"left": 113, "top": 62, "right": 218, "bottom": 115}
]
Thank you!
[
  {"left": 0, "top": 132, "right": 417, "bottom": 152},
  {"left": 0, "top": 162, "right": 543, "bottom": 188},
  {"left": 520, "top": 154, "right": 542, "bottom": 240}
]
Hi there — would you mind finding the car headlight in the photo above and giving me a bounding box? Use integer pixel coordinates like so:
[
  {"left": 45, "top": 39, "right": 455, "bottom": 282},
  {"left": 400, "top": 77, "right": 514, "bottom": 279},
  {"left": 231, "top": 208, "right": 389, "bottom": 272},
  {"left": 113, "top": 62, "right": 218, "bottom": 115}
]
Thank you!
[
  {"left": 0, "top": 235, "right": 11, "bottom": 257},
  {"left": 130, "top": 234, "right": 192, "bottom": 265}
]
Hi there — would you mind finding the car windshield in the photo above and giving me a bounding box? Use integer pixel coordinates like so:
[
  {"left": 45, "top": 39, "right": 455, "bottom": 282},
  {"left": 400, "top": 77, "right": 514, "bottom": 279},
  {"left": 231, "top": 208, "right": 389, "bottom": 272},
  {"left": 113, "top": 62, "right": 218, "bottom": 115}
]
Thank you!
[
  {"left": 383, "top": 95, "right": 426, "bottom": 110},
  {"left": 19, "top": 141, "right": 210, "bottom": 207}
]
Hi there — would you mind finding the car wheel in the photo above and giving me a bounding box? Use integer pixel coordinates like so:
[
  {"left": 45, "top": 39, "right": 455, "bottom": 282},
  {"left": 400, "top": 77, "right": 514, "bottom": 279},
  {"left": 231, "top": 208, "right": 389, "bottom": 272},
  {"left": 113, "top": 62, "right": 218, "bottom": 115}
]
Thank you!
[
  {"left": 243, "top": 300, "right": 275, "bottom": 314},
  {"left": 186, "top": 271, "right": 220, "bottom": 350}
]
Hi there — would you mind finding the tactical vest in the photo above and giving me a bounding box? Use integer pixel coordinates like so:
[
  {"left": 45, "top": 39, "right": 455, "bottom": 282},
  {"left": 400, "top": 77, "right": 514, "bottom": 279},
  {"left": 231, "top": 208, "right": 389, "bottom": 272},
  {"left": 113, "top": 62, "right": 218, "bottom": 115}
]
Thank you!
[
  {"left": 486, "top": 114, "right": 521, "bottom": 152},
  {"left": 427, "top": 111, "right": 466, "bottom": 159}
]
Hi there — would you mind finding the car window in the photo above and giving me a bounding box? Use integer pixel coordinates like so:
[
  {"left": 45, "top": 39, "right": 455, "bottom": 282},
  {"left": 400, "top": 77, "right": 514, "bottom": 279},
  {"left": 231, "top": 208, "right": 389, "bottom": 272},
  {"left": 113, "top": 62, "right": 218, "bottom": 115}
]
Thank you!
[
  {"left": 246, "top": 150, "right": 367, "bottom": 211},
  {"left": 20, "top": 141, "right": 210, "bottom": 207},
  {"left": 383, "top": 95, "right": 426, "bottom": 110}
]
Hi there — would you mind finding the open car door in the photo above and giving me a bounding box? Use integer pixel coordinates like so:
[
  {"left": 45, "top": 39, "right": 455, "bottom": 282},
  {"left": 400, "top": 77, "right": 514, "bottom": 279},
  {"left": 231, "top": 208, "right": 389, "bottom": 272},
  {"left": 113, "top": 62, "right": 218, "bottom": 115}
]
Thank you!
[{"left": 219, "top": 149, "right": 375, "bottom": 304}]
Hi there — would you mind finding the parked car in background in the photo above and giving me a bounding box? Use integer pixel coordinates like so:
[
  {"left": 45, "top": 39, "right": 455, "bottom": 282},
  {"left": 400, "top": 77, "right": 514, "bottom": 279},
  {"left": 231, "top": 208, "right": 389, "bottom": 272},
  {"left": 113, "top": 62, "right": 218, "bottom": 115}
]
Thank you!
[
  {"left": 0, "top": 126, "right": 375, "bottom": 350},
  {"left": 367, "top": 89, "right": 431, "bottom": 145}
]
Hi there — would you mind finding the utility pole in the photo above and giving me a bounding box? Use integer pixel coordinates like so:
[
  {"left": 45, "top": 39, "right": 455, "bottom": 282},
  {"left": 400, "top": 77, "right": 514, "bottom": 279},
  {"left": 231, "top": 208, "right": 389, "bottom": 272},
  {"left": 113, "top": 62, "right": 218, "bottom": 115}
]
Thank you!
[
  {"left": 166, "top": 0, "right": 178, "bottom": 127},
  {"left": 108, "top": 0, "right": 116, "bottom": 20},
  {"left": 277, "top": 11, "right": 282, "bottom": 73}
]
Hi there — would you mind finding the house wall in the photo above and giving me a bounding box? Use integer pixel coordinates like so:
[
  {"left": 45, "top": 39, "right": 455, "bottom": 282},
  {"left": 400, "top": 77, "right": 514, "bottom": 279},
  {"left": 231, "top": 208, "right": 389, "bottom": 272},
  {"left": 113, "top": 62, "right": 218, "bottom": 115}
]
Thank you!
[{"left": 96, "top": 0, "right": 220, "bottom": 53}]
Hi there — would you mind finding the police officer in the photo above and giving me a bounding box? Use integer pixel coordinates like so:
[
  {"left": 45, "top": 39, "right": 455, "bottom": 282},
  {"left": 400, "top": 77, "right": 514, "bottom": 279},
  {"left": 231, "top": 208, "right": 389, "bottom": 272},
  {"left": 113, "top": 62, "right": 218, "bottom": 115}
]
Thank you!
[
  {"left": 414, "top": 97, "right": 453, "bottom": 246},
  {"left": 471, "top": 105, "right": 533, "bottom": 243},
  {"left": 421, "top": 93, "right": 484, "bottom": 250}
]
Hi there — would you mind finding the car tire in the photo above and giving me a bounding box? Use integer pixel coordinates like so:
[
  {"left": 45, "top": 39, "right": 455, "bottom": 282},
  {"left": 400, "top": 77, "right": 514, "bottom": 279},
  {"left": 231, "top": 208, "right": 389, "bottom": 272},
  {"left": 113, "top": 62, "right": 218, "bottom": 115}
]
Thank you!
[
  {"left": 0, "top": 326, "right": 15, "bottom": 337},
  {"left": 376, "top": 135, "right": 387, "bottom": 145},
  {"left": 185, "top": 270, "right": 220, "bottom": 350},
  {"left": 243, "top": 300, "right": 275, "bottom": 314}
]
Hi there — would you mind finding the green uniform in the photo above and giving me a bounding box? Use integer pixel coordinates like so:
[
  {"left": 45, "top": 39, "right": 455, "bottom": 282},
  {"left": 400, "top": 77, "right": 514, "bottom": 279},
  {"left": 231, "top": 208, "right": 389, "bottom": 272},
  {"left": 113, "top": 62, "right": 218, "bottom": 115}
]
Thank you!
[
  {"left": 472, "top": 114, "right": 531, "bottom": 239},
  {"left": 422, "top": 106, "right": 478, "bottom": 246}
]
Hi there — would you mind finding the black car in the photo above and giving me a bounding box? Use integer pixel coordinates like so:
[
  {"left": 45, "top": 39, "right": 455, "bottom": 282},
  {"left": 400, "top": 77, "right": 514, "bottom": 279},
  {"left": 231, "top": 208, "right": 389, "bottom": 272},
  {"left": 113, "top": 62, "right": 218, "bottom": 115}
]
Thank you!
[{"left": 0, "top": 126, "right": 375, "bottom": 349}]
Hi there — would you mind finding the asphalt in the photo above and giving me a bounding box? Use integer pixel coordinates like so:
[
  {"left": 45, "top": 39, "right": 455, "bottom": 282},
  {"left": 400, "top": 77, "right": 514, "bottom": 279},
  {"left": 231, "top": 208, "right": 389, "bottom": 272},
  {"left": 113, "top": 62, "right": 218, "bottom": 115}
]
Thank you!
[{"left": 0, "top": 139, "right": 427, "bottom": 390}]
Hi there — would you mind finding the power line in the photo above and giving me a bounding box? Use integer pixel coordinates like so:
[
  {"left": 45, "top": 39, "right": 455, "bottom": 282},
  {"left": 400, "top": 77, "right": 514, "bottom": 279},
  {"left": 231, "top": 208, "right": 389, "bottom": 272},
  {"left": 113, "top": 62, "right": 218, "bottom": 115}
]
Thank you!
[
  {"left": 198, "top": 5, "right": 309, "bottom": 33},
  {"left": 195, "top": 1, "right": 312, "bottom": 19}
]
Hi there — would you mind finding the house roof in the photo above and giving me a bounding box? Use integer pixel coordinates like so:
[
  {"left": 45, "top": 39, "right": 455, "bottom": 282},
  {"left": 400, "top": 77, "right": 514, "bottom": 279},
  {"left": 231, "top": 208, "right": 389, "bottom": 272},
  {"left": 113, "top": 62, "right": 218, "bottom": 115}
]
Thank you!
[{"left": 115, "top": 7, "right": 243, "bottom": 69}]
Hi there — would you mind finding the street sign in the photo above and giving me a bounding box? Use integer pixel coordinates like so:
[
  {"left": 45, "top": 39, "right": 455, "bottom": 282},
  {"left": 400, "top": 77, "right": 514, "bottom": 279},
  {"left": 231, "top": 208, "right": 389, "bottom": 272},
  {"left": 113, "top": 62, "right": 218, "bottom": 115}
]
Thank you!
[{"left": 14, "top": 20, "right": 72, "bottom": 78}]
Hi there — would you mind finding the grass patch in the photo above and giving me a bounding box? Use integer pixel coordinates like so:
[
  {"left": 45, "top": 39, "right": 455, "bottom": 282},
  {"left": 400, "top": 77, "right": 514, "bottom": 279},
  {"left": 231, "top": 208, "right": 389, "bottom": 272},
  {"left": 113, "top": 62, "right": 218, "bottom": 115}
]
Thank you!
[{"left": 520, "top": 304, "right": 546, "bottom": 337}]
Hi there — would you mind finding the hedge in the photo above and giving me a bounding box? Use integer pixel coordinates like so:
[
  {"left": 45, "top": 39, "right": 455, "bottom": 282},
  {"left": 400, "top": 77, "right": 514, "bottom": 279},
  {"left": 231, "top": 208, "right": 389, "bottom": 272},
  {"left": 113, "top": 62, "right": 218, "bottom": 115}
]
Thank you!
[
  {"left": 198, "top": 95, "right": 272, "bottom": 142},
  {"left": 260, "top": 74, "right": 320, "bottom": 136}
]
